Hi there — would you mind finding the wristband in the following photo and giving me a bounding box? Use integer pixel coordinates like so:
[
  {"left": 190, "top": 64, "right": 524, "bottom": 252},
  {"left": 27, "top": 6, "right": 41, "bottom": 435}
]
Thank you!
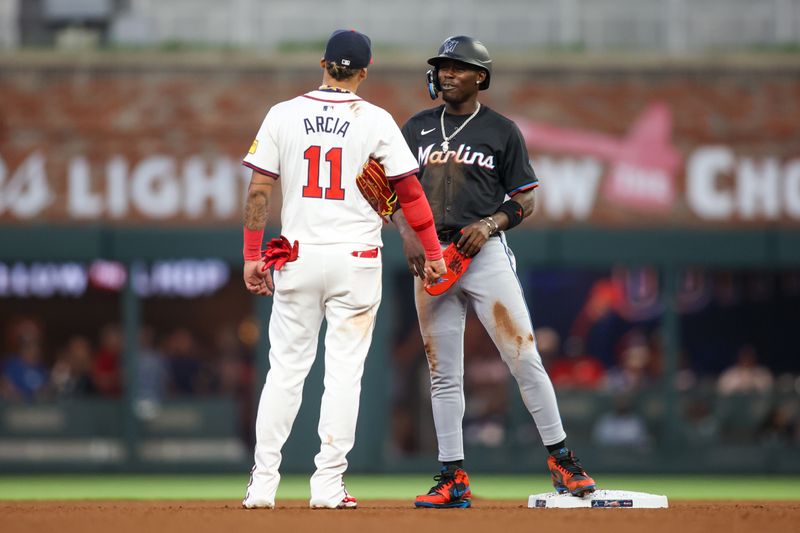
[
  {"left": 497, "top": 199, "right": 524, "bottom": 230},
  {"left": 243, "top": 227, "right": 264, "bottom": 261}
]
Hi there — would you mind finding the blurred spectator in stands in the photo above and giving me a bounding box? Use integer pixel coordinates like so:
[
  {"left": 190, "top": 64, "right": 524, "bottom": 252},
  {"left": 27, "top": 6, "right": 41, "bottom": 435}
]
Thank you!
[
  {"left": 570, "top": 277, "right": 625, "bottom": 367},
  {"left": 215, "top": 324, "right": 254, "bottom": 440},
  {"left": 165, "top": 328, "right": 205, "bottom": 395},
  {"left": 717, "top": 344, "right": 773, "bottom": 395},
  {"left": 757, "top": 403, "right": 798, "bottom": 446},
  {"left": 674, "top": 350, "right": 699, "bottom": 392},
  {"left": 391, "top": 404, "right": 416, "bottom": 453},
  {"left": 683, "top": 398, "right": 719, "bottom": 446},
  {"left": 50, "top": 335, "right": 96, "bottom": 397},
  {"left": 591, "top": 395, "right": 650, "bottom": 448},
  {"left": 1, "top": 335, "right": 48, "bottom": 402},
  {"left": 645, "top": 329, "right": 665, "bottom": 382},
  {"left": 388, "top": 301, "right": 432, "bottom": 455},
  {"left": 604, "top": 329, "right": 654, "bottom": 392},
  {"left": 136, "top": 326, "right": 168, "bottom": 417},
  {"left": 548, "top": 335, "right": 605, "bottom": 389},
  {"left": 0, "top": 318, "right": 47, "bottom": 401},
  {"left": 536, "top": 326, "right": 560, "bottom": 370},
  {"left": 91, "top": 323, "right": 123, "bottom": 397},
  {"left": 216, "top": 324, "right": 248, "bottom": 396}
]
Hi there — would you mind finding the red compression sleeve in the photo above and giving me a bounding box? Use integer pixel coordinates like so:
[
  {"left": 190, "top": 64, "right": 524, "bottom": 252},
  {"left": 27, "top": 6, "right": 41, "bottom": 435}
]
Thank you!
[
  {"left": 243, "top": 227, "right": 264, "bottom": 261},
  {"left": 394, "top": 175, "right": 442, "bottom": 261}
]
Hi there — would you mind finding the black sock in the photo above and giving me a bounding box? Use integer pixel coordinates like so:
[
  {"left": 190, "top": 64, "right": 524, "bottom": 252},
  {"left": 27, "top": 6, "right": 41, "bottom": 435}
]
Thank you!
[
  {"left": 443, "top": 460, "right": 463, "bottom": 470},
  {"left": 546, "top": 441, "right": 567, "bottom": 455}
]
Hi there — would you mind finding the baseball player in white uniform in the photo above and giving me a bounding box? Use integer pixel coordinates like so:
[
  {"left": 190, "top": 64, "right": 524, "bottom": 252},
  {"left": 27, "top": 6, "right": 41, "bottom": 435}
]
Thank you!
[{"left": 240, "top": 29, "right": 446, "bottom": 510}]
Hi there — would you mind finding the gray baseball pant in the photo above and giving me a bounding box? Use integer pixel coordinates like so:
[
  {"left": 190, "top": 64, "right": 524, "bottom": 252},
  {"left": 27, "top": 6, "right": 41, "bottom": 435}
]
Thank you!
[{"left": 413, "top": 232, "right": 567, "bottom": 462}]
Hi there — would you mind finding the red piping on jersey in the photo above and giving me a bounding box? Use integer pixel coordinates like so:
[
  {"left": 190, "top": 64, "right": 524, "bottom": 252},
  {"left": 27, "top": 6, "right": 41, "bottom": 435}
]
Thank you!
[
  {"left": 387, "top": 168, "right": 420, "bottom": 182},
  {"left": 243, "top": 161, "right": 279, "bottom": 179},
  {"left": 509, "top": 182, "right": 539, "bottom": 196},
  {"left": 302, "top": 95, "right": 362, "bottom": 104}
]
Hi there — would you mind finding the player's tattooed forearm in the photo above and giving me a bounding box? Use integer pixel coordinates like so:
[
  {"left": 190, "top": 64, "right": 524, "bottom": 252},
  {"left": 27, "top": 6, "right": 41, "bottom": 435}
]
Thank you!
[{"left": 244, "top": 190, "right": 269, "bottom": 230}]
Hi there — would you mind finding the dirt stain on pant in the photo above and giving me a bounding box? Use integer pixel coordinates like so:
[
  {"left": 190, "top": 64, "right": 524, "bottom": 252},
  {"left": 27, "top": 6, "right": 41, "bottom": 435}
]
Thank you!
[
  {"left": 493, "top": 302, "right": 534, "bottom": 369},
  {"left": 415, "top": 282, "right": 438, "bottom": 373},
  {"left": 424, "top": 341, "right": 438, "bottom": 374},
  {"left": 347, "top": 309, "right": 374, "bottom": 340},
  {"left": 493, "top": 302, "right": 519, "bottom": 354}
]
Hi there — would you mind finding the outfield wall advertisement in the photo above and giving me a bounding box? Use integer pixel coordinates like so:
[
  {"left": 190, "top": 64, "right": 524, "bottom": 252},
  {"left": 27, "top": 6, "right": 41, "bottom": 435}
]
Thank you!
[{"left": 1, "top": 59, "right": 797, "bottom": 227}]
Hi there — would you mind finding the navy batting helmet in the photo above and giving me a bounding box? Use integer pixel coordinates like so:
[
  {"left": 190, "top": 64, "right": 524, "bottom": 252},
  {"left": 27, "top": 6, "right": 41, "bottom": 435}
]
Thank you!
[{"left": 428, "top": 35, "right": 492, "bottom": 90}]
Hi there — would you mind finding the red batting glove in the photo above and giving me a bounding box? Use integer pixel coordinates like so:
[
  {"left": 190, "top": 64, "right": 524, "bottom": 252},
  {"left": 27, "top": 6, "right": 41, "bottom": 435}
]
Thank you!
[{"left": 262, "top": 236, "right": 299, "bottom": 271}]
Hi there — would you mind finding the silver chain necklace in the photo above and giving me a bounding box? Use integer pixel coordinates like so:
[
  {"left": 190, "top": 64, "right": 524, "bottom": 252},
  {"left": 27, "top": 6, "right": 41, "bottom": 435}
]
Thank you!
[{"left": 440, "top": 102, "right": 481, "bottom": 152}]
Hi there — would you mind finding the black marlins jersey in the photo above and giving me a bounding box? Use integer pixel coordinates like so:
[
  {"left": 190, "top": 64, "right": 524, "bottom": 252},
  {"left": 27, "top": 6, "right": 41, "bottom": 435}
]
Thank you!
[{"left": 401, "top": 104, "right": 538, "bottom": 233}]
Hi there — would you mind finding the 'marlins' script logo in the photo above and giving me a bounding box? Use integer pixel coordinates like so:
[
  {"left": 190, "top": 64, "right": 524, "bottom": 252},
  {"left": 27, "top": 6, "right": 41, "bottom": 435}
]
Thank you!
[{"left": 418, "top": 143, "right": 495, "bottom": 169}]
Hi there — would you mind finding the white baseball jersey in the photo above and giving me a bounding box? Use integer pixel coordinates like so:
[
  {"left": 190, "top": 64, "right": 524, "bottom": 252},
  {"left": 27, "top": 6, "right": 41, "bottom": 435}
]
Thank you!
[{"left": 243, "top": 88, "right": 418, "bottom": 247}]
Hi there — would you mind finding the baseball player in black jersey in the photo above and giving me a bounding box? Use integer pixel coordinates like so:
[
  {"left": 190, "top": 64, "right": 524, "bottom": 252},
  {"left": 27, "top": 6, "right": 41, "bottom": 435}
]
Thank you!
[{"left": 392, "top": 35, "right": 597, "bottom": 509}]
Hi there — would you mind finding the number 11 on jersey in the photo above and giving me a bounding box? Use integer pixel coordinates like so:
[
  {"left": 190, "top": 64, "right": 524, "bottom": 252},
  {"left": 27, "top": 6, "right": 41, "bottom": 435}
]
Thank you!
[{"left": 302, "top": 145, "right": 345, "bottom": 200}]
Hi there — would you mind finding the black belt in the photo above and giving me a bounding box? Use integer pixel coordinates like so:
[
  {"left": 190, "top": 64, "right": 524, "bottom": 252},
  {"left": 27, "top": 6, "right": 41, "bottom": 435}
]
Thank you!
[
  {"left": 437, "top": 228, "right": 460, "bottom": 244},
  {"left": 437, "top": 227, "right": 500, "bottom": 244}
]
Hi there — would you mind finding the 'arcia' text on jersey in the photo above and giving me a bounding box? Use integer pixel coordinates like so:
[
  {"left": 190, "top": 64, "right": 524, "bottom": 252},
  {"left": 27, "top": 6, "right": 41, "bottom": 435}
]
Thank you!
[{"left": 304, "top": 116, "right": 351, "bottom": 137}]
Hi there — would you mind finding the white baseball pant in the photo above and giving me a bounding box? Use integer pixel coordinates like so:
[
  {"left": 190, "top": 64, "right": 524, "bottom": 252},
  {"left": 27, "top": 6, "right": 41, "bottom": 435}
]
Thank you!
[{"left": 243, "top": 242, "right": 381, "bottom": 508}]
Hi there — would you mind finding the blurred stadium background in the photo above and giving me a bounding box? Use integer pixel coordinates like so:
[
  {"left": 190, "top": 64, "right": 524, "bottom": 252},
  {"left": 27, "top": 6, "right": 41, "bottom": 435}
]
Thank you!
[{"left": 0, "top": 0, "right": 799, "bottom": 489}]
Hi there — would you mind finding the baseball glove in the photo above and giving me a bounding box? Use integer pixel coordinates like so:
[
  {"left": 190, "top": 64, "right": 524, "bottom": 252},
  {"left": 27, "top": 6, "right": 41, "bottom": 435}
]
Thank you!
[
  {"left": 425, "top": 240, "right": 473, "bottom": 296},
  {"left": 356, "top": 158, "right": 397, "bottom": 223},
  {"left": 261, "top": 235, "right": 299, "bottom": 271}
]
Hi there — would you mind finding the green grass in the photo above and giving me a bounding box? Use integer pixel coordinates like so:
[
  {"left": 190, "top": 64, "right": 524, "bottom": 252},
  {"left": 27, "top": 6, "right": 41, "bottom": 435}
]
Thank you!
[{"left": 1, "top": 475, "right": 799, "bottom": 501}]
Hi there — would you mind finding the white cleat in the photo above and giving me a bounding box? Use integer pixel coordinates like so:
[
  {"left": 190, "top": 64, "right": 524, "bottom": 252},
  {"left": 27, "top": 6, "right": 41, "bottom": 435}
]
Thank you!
[
  {"left": 310, "top": 490, "right": 358, "bottom": 509},
  {"left": 336, "top": 494, "right": 358, "bottom": 509},
  {"left": 242, "top": 497, "right": 275, "bottom": 509}
]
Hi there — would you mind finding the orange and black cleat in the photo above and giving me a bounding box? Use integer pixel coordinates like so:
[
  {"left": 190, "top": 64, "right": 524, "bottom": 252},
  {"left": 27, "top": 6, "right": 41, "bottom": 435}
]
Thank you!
[
  {"left": 414, "top": 466, "right": 472, "bottom": 508},
  {"left": 547, "top": 448, "right": 596, "bottom": 497}
]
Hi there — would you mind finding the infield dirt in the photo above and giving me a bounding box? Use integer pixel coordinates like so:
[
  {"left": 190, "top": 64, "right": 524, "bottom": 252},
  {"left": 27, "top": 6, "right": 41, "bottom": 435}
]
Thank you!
[{"left": 2, "top": 500, "right": 798, "bottom": 533}]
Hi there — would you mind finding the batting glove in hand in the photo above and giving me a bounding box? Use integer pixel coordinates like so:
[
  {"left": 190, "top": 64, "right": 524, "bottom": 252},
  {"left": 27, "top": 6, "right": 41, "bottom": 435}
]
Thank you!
[{"left": 262, "top": 236, "right": 299, "bottom": 271}]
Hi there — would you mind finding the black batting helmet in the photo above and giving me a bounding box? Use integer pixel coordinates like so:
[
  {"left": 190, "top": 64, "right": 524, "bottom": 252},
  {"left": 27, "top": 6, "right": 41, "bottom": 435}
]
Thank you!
[{"left": 428, "top": 35, "right": 492, "bottom": 90}]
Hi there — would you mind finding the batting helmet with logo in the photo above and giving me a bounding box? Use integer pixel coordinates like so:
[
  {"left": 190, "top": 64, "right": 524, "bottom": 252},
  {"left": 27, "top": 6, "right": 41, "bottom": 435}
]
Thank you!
[{"left": 427, "top": 35, "right": 492, "bottom": 90}]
